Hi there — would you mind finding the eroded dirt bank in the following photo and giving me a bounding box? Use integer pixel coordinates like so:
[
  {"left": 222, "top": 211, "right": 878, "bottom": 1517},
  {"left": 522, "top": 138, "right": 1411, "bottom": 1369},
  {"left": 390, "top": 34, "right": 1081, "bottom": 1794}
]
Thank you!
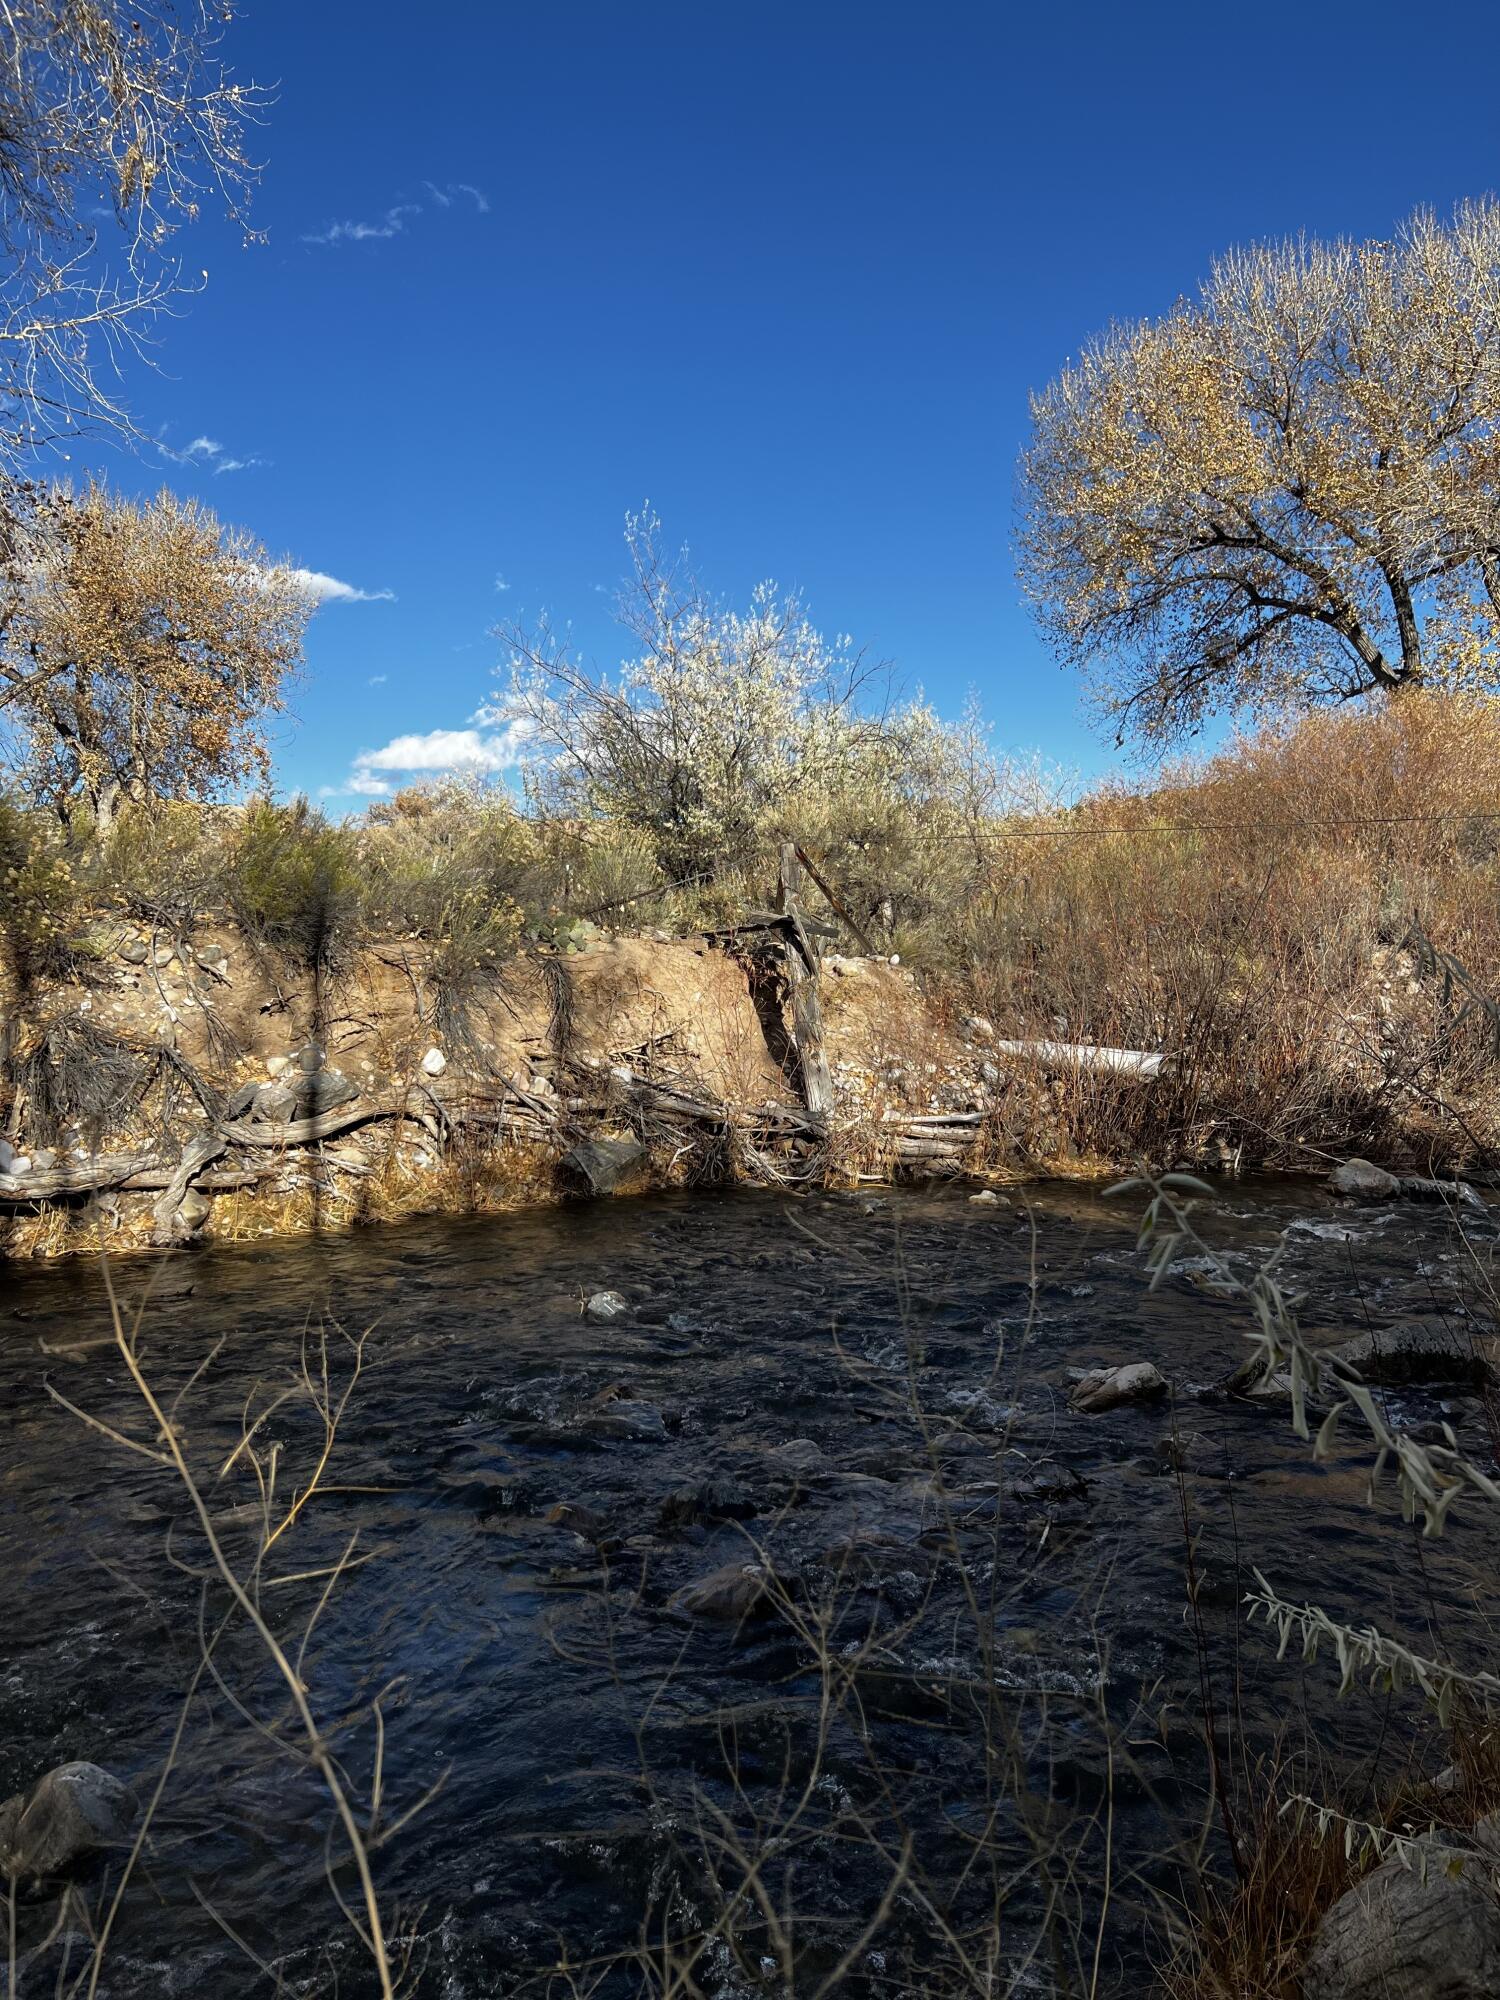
[{"left": 2, "top": 921, "right": 1085, "bottom": 1259}]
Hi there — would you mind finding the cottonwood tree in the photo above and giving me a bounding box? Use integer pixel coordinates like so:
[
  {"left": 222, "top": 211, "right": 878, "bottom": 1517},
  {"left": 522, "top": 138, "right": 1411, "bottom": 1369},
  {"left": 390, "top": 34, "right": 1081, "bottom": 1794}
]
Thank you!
[
  {"left": 496, "top": 511, "right": 990, "bottom": 883},
  {"left": 1, "top": 483, "right": 309, "bottom": 831},
  {"left": 1019, "top": 200, "right": 1500, "bottom": 745},
  {"left": 0, "top": 0, "right": 261, "bottom": 461}
]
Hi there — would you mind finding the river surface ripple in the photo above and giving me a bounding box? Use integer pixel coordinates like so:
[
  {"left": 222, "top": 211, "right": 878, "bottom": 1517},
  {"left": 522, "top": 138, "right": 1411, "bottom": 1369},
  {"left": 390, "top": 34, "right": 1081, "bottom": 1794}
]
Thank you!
[{"left": 2, "top": 1180, "right": 1497, "bottom": 1997}]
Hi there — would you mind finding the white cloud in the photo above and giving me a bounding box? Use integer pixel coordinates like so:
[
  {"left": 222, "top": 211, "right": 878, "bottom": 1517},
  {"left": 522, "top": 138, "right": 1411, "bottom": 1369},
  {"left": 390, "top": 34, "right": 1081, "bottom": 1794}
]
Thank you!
[
  {"left": 282, "top": 567, "right": 396, "bottom": 606},
  {"left": 302, "top": 202, "right": 421, "bottom": 247},
  {"left": 342, "top": 722, "right": 530, "bottom": 796},
  {"left": 303, "top": 181, "right": 489, "bottom": 248},
  {"left": 158, "top": 431, "right": 265, "bottom": 475},
  {"left": 367, "top": 673, "right": 388, "bottom": 686},
  {"left": 494, "top": 572, "right": 511, "bottom": 592}
]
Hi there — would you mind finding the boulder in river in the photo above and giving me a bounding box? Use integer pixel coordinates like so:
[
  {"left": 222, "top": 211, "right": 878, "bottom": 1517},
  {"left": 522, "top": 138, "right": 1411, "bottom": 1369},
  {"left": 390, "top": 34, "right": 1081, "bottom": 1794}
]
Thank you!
[
  {"left": 562, "top": 1137, "right": 649, "bottom": 1196},
  {"left": 1154, "top": 1430, "right": 1230, "bottom": 1478},
  {"left": 1301, "top": 1836, "right": 1500, "bottom": 2000},
  {"left": 1330, "top": 1159, "right": 1401, "bottom": 1200},
  {"left": 657, "top": 1478, "right": 760, "bottom": 1531},
  {"left": 672, "top": 1559, "right": 779, "bottom": 1624},
  {"left": 1325, "top": 1315, "right": 1493, "bottom": 1389},
  {"left": 770, "top": 1437, "right": 826, "bottom": 1474},
  {"left": 583, "top": 1290, "right": 630, "bottom": 1324},
  {"left": 1397, "top": 1174, "right": 1488, "bottom": 1213},
  {"left": 0, "top": 1762, "right": 136, "bottom": 1882},
  {"left": 1069, "top": 1361, "right": 1169, "bottom": 1413}
]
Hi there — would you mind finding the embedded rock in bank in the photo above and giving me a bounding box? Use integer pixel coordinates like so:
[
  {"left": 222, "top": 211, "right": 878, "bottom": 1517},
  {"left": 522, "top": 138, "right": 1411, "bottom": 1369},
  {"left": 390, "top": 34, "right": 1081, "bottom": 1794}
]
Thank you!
[
  {"left": 291, "top": 1067, "right": 359, "bottom": 1116},
  {"left": 561, "top": 1138, "right": 649, "bottom": 1197},
  {"left": 1301, "top": 1838, "right": 1500, "bottom": 2000},
  {"left": 1326, "top": 1315, "right": 1492, "bottom": 1389},
  {"left": 250, "top": 1081, "right": 299, "bottom": 1123},
  {"left": 1330, "top": 1159, "right": 1401, "bottom": 1200},
  {"left": 1069, "top": 1361, "right": 1169, "bottom": 1413},
  {"left": 0, "top": 1762, "right": 136, "bottom": 1882},
  {"left": 175, "top": 1186, "right": 213, "bottom": 1233}
]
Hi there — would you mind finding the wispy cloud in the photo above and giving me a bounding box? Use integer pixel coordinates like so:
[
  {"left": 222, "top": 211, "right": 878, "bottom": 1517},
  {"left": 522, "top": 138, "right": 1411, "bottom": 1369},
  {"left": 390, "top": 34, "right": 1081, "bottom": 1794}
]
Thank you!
[
  {"left": 160, "top": 431, "right": 267, "bottom": 476},
  {"left": 367, "top": 673, "right": 388, "bottom": 686},
  {"left": 303, "top": 180, "right": 490, "bottom": 248},
  {"left": 493, "top": 572, "right": 511, "bottom": 593},
  {"left": 338, "top": 722, "right": 530, "bottom": 797},
  {"left": 281, "top": 567, "right": 396, "bottom": 606}
]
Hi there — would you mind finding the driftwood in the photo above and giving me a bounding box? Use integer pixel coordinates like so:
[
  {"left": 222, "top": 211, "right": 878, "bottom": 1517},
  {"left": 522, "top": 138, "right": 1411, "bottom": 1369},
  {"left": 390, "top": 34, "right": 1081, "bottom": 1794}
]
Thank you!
[
  {"left": 992, "top": 1039, "right": 1167, "bottom": 1079},
  {"left": 894, "top": 1135, "right": 968, "bottom": 1160},
  {"left": 150, "top": 1134, "right": 227, "bottom": 1245},
  {"left": 0, "top": 1151, "right": 162, "bottom": 1203}
]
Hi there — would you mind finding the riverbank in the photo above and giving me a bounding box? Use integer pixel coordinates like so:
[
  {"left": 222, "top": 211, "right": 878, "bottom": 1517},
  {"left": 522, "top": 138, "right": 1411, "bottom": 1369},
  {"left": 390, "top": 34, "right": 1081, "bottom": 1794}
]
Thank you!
[
  {"left": 1, "top": 905, "right": 1496, "bottom": 1261},
  {"left": 7, "top": 697, "right": 1500, "bottom": 1260}
]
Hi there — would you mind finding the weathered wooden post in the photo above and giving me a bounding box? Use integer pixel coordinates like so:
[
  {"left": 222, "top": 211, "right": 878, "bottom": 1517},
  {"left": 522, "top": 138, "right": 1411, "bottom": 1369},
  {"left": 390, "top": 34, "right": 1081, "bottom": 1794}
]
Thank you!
[{"left": 774, "top": 840, "right": 835, "bottom": 1130}]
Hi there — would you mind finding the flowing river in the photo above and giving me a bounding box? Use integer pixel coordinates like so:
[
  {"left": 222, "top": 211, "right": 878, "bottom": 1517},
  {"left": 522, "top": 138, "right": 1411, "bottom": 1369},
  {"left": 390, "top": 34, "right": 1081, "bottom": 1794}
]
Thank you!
[{"left": 3, "top": 1178, "right": 1497, "bottom": 1997}]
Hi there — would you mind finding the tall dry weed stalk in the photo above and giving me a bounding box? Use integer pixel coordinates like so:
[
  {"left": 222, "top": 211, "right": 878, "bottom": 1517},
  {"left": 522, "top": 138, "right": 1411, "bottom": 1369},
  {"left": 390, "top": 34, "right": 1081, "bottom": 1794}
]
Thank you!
[{"left": 8, "top": 1251, "right": 438, "bottom": 1998}]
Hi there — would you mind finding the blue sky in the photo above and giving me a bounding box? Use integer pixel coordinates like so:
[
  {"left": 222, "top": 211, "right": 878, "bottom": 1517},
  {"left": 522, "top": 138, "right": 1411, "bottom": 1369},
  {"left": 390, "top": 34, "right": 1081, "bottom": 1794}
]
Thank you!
[{"left": 64, "top": 0, "right": 1500, "bottom": 803}]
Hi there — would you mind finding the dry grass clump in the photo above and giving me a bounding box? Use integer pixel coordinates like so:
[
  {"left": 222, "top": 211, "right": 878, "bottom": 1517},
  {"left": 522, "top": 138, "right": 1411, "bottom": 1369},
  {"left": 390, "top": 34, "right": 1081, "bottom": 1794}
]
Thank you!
[{"left": 951, "top": 696, "right": 1500, "bottom": 1171}]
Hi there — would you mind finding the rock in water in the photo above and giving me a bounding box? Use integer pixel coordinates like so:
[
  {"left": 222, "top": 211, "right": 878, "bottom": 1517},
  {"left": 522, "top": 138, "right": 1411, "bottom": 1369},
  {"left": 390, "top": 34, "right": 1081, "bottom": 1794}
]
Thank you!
[
  {"left": 561, "top": 1138, "right": 648, "bottom": 1196},
  {"left": 1302, "top": 1839, "right": 1500, "bottom": 2000},
  {"left": 672, "top": 1561, "right": 777, "bottom": 1623},
  {"left": 1398, "top": 1174, "right": 1488, "bottom": 1212},
  {"left": 0, "top": 1762, "right": 136, "bottom": 1881},
  {"left": 1069, "top": 1361, "right": 1169, "bottom": 1413},
  {"left": 1330, "top": 1159, "right": 1401, "bottom": 1200},
  {"left": 583, "top": 1290, "right": 629, "bottom": 1323},
  {"left": 1326, "top": 1316, "right": 1493, "bottom": 1389}
]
